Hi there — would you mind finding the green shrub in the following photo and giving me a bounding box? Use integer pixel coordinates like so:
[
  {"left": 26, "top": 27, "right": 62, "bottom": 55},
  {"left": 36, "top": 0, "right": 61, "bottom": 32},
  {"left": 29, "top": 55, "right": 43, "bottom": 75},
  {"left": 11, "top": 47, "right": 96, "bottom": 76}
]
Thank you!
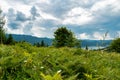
[{"left": 109, "top": 38, "right": 120, "bottom": 53}]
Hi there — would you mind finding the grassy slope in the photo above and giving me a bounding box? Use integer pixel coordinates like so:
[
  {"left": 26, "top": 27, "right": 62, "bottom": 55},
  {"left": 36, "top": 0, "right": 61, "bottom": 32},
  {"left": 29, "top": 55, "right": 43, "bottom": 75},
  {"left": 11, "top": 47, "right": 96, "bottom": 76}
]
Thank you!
[{"left": 0, "top": 44, "right": 120, "bottom": 80}]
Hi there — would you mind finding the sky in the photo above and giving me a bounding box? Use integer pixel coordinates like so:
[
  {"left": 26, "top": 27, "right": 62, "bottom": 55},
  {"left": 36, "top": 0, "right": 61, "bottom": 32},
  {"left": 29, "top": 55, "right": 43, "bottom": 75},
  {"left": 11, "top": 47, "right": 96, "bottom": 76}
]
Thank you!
[{"left": 0, "top": 0, "right": 120, "bottom": 40}]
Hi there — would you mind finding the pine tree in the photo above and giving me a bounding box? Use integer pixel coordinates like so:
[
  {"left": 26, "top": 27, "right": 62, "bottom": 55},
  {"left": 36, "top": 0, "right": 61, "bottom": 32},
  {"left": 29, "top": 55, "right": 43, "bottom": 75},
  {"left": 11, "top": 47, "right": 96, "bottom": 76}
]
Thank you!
[
  {"left": 6, "top": 34, "right": 14, "bottom": 45},
  {"left": 40, "top": 40, "right": 45, "bottom": 47},
  {"left": 85, "top": 45, "right": 88, "bottom": 50}
]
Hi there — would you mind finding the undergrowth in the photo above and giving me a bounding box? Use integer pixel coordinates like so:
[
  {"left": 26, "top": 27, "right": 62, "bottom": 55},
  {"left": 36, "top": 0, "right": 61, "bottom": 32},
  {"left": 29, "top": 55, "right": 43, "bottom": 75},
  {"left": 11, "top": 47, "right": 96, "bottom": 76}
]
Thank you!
[{"left": 0, "top": 44, "right": 120, "bottom": 80}]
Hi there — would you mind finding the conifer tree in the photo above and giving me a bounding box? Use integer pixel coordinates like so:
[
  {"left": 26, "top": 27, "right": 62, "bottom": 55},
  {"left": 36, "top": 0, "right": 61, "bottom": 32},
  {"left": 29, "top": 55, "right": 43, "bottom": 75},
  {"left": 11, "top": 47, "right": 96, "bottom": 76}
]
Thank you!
[
  {"left": 6, "top": 34, "right": 14, "bottom": 45},
  {"left": 40, "top": 40, "right": 45, "bottom": 47}
]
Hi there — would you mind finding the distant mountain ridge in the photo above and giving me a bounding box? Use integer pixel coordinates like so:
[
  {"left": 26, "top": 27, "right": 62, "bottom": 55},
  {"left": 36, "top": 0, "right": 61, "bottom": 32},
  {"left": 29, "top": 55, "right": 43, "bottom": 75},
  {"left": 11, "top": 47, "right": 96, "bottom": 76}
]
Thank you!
[
  {"left": 7, "top": 34, "right": 112, "bottom": 47},
  {"left": 81, "top": 39, "right": 112, "bottom": 47},
  {"left": 6, "top": 34, "right": 53, "bottom": 45}
]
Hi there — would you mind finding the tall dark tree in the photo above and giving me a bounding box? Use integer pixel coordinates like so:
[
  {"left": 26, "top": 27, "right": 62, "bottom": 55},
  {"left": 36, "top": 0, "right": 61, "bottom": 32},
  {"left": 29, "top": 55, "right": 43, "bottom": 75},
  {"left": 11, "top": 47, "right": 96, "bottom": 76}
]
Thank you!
[
  {"left": 6, "top": 34, "right": 15, "bottom": 45},
  {"left": 0, "top": 9, "right": 6, "bottom": 44},
  {"left": 85, "top": 45, "right": 88, "bottom": 50},
  {"left": 40, "top": 40, "right": 45, "bottom": 47},
  {"left": 53, "top": 27, "right": 80, "bottom": 48}
]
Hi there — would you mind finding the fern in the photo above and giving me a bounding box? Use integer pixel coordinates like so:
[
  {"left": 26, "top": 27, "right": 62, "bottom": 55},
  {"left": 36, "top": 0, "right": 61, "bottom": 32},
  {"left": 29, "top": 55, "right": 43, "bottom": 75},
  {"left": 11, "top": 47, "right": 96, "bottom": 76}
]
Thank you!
[{"left": 41, "top": 72, "right": 63, "bottom": 80}]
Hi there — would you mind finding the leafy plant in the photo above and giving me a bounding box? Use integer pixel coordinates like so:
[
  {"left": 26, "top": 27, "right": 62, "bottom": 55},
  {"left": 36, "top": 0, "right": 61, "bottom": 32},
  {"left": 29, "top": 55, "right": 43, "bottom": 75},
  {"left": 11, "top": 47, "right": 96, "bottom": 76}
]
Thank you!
[{"left": 41, "top": 72, "right": 63, "bottom": 80}]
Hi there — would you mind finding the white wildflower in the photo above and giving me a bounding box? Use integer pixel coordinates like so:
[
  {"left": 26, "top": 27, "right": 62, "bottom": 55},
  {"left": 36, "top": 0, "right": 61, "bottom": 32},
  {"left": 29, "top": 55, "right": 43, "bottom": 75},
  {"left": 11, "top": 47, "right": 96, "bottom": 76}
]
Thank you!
[
  {"left": 40, "top": 66, "right": 44, "bottom": 69},
  {"left": 57, "top": 70, "right": 62, "bottom": 73},
  {"left": 24, "top": 60, "right": 27, "bottom": 63}
]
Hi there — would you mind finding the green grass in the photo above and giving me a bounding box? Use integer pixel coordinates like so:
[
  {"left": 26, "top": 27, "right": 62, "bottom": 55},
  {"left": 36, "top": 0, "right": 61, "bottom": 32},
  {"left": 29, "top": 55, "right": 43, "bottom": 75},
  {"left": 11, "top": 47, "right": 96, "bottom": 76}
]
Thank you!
[{"left": 0, "top": 43, "right": 120, "bottom": 80}]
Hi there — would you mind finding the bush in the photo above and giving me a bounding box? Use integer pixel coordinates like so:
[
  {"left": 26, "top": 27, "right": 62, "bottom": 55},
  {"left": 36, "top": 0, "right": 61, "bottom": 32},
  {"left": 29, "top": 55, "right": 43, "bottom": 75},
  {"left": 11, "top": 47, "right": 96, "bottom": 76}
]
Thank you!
[
  {"left": 74, "top": 49, "right": 82, "bottom": 55},
  {"left": 109, "top": 38, "right": 120, "bottom": 53}
]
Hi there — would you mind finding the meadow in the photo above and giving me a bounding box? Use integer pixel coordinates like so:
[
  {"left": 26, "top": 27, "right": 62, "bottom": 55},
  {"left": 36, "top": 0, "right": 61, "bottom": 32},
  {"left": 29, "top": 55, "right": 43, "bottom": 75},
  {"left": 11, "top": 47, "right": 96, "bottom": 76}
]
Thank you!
[{"left": 0, "top": 42, "right": 120, "bottom": 80}]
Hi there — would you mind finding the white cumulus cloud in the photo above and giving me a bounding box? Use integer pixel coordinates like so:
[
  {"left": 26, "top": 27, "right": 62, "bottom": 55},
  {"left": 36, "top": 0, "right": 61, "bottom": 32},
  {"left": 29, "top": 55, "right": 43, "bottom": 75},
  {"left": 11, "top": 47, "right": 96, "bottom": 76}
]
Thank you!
[{"left": 0, "top": 0, "right": 120, "bottom": 39}]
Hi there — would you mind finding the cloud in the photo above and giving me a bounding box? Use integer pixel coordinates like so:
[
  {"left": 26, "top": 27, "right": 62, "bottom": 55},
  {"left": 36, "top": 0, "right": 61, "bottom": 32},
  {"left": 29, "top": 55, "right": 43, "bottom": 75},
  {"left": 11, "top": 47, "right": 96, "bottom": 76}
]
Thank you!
[
  {"left": 77, "top": 33, "right": 91, "bottom": 39},
  {"left": 8, "top": 22, "right": 21, "bottom": 29},
  {"left": 40, "top": 11, "right": 59, "bottom": 20},
  {"left": 6, "top": 8, "right": 30, "bottom": 30},
  {"left": 0, "top": 0, "right": 120, "bottom": 39},
  {"left": 92, "top": 32, "right": 112, "bottom": 40},
  {"left": 77, "top": 32, "right": 113, "bottom": 40},
  {"left": 30, "top": 6, "right": 40, "bottom": 20},
  {"left": 7, "top": 8, "right": 16, "bottom": 21},
  {"left": 31, "top": 26, "right": 47, "bottom": 37},
  {"left": 23, "top": 22, "right": 33, "bottom": 35},
  {"left": 90, "top": 0, "right": 120, "bottom": 22},
  {"left": 63, "top": 7, "right": 93, "bottom": 25},
  {"left": 16, "top": 11, "right": 30, "bottom": 22},
  {"left": 38, "top": 0, "right": 99, "bottom": 18}
]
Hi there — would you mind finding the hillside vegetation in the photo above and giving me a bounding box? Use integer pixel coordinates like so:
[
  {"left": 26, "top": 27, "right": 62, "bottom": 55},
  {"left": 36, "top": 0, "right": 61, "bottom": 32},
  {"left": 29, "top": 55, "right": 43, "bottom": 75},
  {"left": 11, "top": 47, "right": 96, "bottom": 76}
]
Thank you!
[{"left": 0, "top": 43, "right": 120, "bottom": 80}]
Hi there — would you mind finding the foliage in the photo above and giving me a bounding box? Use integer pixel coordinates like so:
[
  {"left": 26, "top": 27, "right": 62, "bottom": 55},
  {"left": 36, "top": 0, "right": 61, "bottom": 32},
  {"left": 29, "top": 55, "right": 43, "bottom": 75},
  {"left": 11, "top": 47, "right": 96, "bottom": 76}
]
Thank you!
[
  {"left": 53, "top": 27, "right": 80, "bottom": 48},
  {"left": 41, "top": 72, "right": 63, "bottom": 80},
  {"left": 109, "top": 38, "right": 120, "bottom": 53},
  {"left": 0, "top": 44, "right": 120, "bottom": 80},
  {"left": 34, "top": 40, "right": 47, "bottom": 47},
  {"left": 0, "top": 9, "right": 15, "bottom": 45},
  {"left": 40, "top": 40, "right": 46, "bottom": 47},
  {"left": 85, "top": 45, "right": 88, "bottom": 50},
  {"left": 6, "top": 34, "right": 15, "bottom": 45},
  {"left": 0, "top": 9, "right": 6, "bottom": 44}
]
